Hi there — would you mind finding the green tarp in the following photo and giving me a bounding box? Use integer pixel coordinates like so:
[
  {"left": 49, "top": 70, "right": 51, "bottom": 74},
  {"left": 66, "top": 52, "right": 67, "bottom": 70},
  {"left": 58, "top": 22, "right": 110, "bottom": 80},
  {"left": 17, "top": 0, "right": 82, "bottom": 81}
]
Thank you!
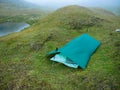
[{"left": 48, "top": 34, "right": 100, "bottom": 69}]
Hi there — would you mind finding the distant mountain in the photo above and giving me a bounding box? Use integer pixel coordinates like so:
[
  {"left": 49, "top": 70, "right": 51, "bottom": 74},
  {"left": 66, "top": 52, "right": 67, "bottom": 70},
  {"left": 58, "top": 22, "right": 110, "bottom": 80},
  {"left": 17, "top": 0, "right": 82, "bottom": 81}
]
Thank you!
[
  {"left": 0, "top": 0, "right": 39, "bottom": 9},
  {"left": 89, "top": 8, "right": 116, "bottom": 16},
  {"left": 105, "top": 7, "right": 120, "bottom": 16},
  {"left": 0, "top": 0, "right": 49, "bottom": 23}
]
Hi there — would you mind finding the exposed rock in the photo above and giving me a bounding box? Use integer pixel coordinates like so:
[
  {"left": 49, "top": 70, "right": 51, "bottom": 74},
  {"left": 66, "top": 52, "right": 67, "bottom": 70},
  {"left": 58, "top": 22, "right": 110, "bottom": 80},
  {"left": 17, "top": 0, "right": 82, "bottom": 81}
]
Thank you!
[{"left": 115, "top": 29, "right": 120, "bottom": 32}]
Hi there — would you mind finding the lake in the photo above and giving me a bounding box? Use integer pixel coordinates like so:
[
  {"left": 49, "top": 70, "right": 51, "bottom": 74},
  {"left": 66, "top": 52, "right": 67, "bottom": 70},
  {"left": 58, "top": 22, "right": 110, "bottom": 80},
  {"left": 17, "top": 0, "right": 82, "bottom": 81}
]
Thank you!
[{"left": 0, "top": 22, "right": 30, "bottom": 37}]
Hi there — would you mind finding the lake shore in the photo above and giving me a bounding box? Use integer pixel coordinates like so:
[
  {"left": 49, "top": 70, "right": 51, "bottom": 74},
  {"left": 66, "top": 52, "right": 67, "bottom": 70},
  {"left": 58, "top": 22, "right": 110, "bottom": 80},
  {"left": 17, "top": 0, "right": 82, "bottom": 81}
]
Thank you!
[{"left": 0, "top": 22, "right": 30, "bottom": 37}]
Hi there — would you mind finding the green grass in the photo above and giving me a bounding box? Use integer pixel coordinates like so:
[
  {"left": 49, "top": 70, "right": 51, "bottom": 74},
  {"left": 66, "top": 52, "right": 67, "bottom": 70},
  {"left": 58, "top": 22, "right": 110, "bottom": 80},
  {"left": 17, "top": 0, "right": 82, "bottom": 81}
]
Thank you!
[
  {"left": 0, "top": 5, "right": 120, "bottom": 90},
  {"left": 0, "top": 6, "right": 50, "bottom": 25}
]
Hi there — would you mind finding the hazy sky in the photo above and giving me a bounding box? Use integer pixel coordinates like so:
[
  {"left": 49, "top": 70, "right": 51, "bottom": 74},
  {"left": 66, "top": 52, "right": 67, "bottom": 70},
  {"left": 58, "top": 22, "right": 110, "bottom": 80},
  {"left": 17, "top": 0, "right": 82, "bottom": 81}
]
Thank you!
[{"left": 24, "top": 0, "right": 120, "bottom": 8}]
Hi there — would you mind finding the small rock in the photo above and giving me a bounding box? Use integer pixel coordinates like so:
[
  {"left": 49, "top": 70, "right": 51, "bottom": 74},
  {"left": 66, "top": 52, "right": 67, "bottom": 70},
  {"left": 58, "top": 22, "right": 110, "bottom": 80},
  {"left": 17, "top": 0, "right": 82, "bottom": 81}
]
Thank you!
[{"left": 115, "top": 29, "right": 120, "bottom": 32}]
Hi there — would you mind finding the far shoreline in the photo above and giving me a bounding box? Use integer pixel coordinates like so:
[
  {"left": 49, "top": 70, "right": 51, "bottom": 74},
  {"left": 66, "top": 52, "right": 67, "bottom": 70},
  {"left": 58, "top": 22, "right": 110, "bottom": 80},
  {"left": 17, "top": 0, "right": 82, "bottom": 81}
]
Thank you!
[{"left": 0, "top": 22, "right": 30, "bottom": 37}]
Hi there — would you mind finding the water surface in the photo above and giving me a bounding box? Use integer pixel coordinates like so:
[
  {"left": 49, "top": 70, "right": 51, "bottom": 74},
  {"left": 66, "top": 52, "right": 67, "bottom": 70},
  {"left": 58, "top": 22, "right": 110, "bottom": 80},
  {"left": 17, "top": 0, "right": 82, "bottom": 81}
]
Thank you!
[{"left": 0, "top": 22, "right": 30, "bottom": 37}]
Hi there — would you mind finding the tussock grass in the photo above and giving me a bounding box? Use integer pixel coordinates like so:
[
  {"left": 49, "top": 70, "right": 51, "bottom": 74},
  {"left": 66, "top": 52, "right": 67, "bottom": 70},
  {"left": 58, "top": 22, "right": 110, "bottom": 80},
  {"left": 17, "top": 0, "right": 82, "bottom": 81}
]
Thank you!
[{"left": 0, "top": 5, "right": 120, "bottom": 90}]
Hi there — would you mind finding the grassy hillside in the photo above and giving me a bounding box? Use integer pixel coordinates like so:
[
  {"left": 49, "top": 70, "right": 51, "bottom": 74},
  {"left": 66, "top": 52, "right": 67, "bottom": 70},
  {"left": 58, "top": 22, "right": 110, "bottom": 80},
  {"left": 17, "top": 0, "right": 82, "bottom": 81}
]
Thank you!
[
  {"left": 0, "top": 5, "right": 120, "bottom": 90},
  {"left": 0, "top": 7, "right": 49, "bottom": 25},
  {"left": 0, "top": 0, "right": 50, "bottom": 25}
]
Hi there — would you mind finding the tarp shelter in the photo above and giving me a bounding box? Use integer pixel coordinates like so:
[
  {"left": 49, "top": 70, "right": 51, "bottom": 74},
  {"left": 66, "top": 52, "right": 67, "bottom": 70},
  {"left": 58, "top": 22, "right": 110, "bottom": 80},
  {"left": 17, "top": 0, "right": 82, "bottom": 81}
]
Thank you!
[{"left": 48, "top": 34, "right": 100, "bottom": 69}]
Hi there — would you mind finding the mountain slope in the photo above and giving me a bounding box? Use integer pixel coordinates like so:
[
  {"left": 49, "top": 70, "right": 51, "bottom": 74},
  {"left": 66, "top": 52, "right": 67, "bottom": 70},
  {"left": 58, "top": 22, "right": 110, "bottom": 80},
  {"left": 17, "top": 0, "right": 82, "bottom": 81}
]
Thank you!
[
  {"left": 89, "top": 7, "right": 116, "bottom": 16},
  {"left": 0, "top": 0, "right": 39, "bottom": 9},
  {"left": 37, "top": 6, "right": 104, "bottom": 29},
  {"left": 0, "top": 5, "right": 120, "bottom": 90},
  {"left": 0, "top": 0, "right": 50, "bottom": 24}
]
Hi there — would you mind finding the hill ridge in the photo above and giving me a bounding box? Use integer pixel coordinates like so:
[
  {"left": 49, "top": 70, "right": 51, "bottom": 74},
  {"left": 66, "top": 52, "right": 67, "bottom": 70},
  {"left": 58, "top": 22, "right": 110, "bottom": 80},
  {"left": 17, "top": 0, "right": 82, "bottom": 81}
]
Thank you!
[{"left": 0, "top": 5, "right": 120, "bottom": 90}]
